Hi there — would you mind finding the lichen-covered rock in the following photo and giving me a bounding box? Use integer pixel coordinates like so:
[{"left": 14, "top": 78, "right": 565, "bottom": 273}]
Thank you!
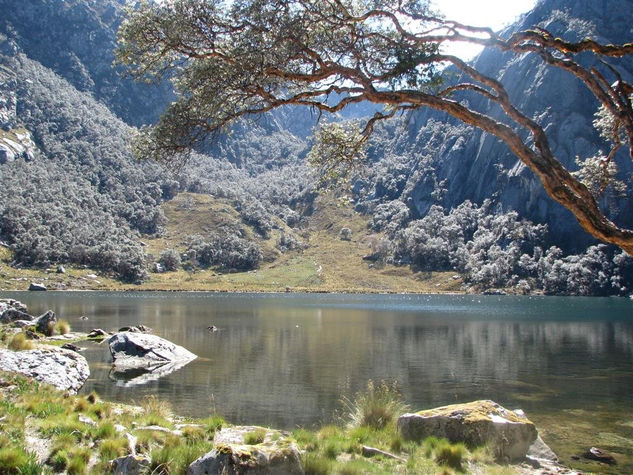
[
  {"left": 397, "top": 400, "right": 537, "bottom": 461},
  {"left": 187, "top": 427, "right": 303, "bottom": 475},
  {"left": 110, "top": 454, "right": 151, "bottom": 474},
  {"left": 108, "top": 332, "right": 197, "bottom": 369},
  {"left": 0, "top": 347, "right": 90, "bottom": 394}
]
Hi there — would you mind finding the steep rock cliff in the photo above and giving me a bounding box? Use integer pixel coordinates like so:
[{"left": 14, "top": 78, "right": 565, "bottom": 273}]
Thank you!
[{"left": 369, "top": 0, "right": 633, "bottom": 250}]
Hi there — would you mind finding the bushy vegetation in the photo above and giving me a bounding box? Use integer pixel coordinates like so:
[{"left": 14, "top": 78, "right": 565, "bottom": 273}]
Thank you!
[
  {"left": 391, "top": 201, "right": 633, "bottom": 295},
  {"left": 0, "top": 55, "right": 173, "bottom": 281},
  {"left": 185, "top": 232, "right": 262, "bottom": 271}
]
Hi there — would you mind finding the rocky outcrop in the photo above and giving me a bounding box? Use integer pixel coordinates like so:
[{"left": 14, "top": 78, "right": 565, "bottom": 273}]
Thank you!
[
  {"left": 108, "top": 332, "right": 197, "bottom": 369},
  {"left": 0, "top": 299, "right": 33, "bottom": 324},
  {"left": 0, "top": 347, "right": 90, "bottom": 393},
  {"left": 397, "top": 400, "right": 537, "bottom": 461},
  {"left": 187, "top": 426, "right": 303, "bottom": 475}
]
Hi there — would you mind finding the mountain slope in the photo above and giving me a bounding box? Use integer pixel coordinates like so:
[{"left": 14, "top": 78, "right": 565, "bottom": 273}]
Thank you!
[{"left": 362, "top": 0, "right": 633, "bottom": 251}]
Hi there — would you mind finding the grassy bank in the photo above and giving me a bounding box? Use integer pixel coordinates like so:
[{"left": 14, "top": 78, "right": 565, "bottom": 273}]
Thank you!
[
  {"left": 0, "top": 193, "right": 465, "bottom": 294},
  {"left": 1, "top": 365, "right": 524, "bottom": 474}
]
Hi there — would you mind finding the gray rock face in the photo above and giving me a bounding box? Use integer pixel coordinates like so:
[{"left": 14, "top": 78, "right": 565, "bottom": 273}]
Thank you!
[
  {"left": 397, "top": 400, "right": 537, "bottom": 461},
  {"left": 187, "top": 427, "right": 303, "bottom": 475},
  {"left": 0, "top": 299, "right": 33, "bottom": 324},
  {"left": 0, "top": 298, "right": 28, "bottom": 314},
  {"left": 369, "top": 0, "right": 633, "bottom": 250},
  {"left": 108, "top": 332, "right": 197, "bottom": 369},
  {"left": 0, "top": 347, "right": 90, "bottom": 393}
]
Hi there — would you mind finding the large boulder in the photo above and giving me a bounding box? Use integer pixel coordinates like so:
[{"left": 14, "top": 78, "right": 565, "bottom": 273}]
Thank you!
[
  {"left": 0, "top": 347, "right": 90, "bottom": 394},
  {"left": 108, "top": 332, "right": 197, "bottom": 369},
  {"left": 397, "top": 400, "right": 537, "bottom": 461},
  {"left": 34, "top": 310, "right": 57, "bottom": 335},
  {"left": 187, "top": 427, "right": 303, "bottom": 475},
  {"left": 0, "top": 298, "right": 28, "bottom": 314}
]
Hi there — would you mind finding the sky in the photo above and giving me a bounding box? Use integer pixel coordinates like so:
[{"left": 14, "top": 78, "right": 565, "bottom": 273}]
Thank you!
[{"left": 432, "top": 0, "right": 538, "bottom": 59}]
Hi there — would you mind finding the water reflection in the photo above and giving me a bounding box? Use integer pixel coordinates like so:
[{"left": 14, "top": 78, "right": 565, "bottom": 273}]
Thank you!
[{"left": 2, "top": 292, "right": 632, "bottom": 470}]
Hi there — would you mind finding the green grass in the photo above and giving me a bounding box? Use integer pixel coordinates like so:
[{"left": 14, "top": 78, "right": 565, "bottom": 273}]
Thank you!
[
  {"left": 244, "top": 428, "right": 267, "bottom": 445},
  {"left": 0, "top": 367, "right": 528, "bottom": 475}
]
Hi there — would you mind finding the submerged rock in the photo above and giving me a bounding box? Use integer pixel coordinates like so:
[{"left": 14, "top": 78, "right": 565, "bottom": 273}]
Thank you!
[
  {"left": 397, "top": 400, "right": 537, "bottom": 461},
  {"left": 0, "top": 347, "right": 89, "bottom": 394},
  {"left": 108, "top": 332, "right": 197, "bottom": 369},
  {"left": 187, "top": 426, "right": 303, "bottom": 475},
  {"left": 583, "top": 446, "right": 617, "bottom": 465}
]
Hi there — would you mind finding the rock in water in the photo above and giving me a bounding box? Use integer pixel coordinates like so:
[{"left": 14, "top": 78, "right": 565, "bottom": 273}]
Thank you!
[
  {"left": 0, "top": 348, "right": 90, "bottom": 394},
  {"left": 187, "top": 427, "right": 303, "bottom": 475},
  {"left": 108, "top": 332, "right": 197, "bottom": 369},
  {"left": 397, "top": 400, "right": 537, "bottom": 461}
]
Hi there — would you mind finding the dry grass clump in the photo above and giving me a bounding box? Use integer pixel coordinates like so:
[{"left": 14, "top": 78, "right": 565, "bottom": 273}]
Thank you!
[
  {"left": 8, "top": 332, "right": 34, "bottom": 351},
  {"left": 343, "top": 380, "right": 409, "bottom": 430}
]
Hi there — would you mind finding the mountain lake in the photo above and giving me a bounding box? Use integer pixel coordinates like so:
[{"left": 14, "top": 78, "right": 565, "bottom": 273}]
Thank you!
[{"left": 1, "top": 291, "right": 632, "bottom": 472}]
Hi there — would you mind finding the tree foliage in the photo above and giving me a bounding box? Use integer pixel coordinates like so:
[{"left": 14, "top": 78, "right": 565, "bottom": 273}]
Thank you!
[{"left": 117, "top": 0, "right": 633, "bottom": 254}]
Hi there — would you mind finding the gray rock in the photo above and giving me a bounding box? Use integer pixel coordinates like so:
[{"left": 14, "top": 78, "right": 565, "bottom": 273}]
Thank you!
[
  {"left": 34, "top": 310, "right": 57, "bottom": 335},
  {"left": 397, "top": 400, "right": 537, "bottom": 461},
  {"left": 28, "top": 282, "right": 47, "bottom": 291},
  {"left": 187, "top": 427, "right": 303, "bottom": 475},
  {"left": 0, "top": 308, "right": 34, "bottom": 324},
  {"left": 110, "top": 454, "right": 151, "bottom": 475},
  {"left": 87, "top": 328, "right": 109, "bottom": 338},
  {"left": 56, "top": 265, "right": 66, "bottom": 274},
  {"left": 0, "top": 298, "right": 28, "bottom": 314},
  {"left": 0, "top": 347, "right": 90, "bottom": 394},
  {"left": 108, "top": 332, "right": 197, "bottom": 369}
]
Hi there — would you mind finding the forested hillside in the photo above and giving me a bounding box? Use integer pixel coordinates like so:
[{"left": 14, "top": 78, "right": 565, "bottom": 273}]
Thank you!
[{"left": 0, "top": 0, "right": 631, "bottom": 295}]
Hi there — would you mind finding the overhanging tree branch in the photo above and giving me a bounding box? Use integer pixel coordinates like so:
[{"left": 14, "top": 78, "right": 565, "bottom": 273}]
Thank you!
[{"left": 116, "top": 0, "right": 633, "bottom": 254}]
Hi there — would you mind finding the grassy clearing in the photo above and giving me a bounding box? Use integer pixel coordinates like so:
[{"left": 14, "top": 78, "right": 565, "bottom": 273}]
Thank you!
[{"left": 1, "top": 192, "right": 465, "bottom": 293}]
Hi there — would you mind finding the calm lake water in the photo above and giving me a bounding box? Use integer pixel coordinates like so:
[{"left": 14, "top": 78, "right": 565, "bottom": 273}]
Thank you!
[{"left": 2, "top": 291, "right": 632, "bottom": 472}]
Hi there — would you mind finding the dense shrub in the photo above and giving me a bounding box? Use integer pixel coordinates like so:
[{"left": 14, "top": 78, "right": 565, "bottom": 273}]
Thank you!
[
  {"left": 392, "top": 201, "right": 633, "bottom": 295},
  {"left": 159, "top": 249, "right": 181, "bottom": 271},
  {"left": 0, "top": 55, "right": 171, "bottom": 281},
  {"left": 186, "top": 233, "right": 262, "bottom": 271}
]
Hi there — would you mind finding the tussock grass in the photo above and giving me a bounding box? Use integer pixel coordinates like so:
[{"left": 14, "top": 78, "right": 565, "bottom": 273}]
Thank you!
[
  {"left": 244, "top": 428, "right": 267, "bottom": 445},
  {"left": 149, "top": 434, "right": 213, "bottom": 474},
  {"left": 140, "top": 395, "right": 173, "bottom": 425},
  {"left": 0, "top": 446, "right": 29, "bottom": 473},
  {"left": 8, "top": 332, "right": 34, "bottom": 351},
  {"left": 342, "top": 380, "right": 409, "bottom": 430},
  {"left": 56, "top": 319, "right": 71, "bottom": 335}
]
